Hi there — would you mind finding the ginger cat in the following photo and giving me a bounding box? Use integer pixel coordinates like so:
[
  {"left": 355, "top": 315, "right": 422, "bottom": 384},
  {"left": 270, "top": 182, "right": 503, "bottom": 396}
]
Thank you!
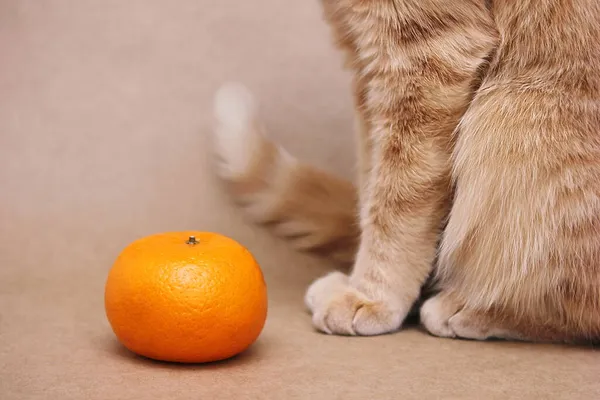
[{"left": 212, "top": 0, "right": 600, "bottom": 344}]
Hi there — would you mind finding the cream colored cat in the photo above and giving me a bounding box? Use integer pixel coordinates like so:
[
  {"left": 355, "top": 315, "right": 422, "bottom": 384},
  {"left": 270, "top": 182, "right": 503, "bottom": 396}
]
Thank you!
[{"left": 212, "top": 0, "right": 600, "bottom": 343}]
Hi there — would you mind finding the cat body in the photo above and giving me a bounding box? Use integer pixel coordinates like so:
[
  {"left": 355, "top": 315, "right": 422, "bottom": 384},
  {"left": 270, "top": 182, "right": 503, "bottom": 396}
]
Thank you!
[{"left": 213, "top": 0, "right": 600, "bottom": 343}]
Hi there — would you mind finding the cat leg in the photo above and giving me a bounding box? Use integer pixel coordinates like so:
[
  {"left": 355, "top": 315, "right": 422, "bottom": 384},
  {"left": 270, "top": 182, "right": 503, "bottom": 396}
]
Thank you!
[
  {"left": 305, "top": 0, "right": 498, "bottom": 336},
  {"left": 353, "top": 78, "right": 372, "bottom": 209},
  {"left": 321, "top": 0, "right": 373, "bottom": 207}
]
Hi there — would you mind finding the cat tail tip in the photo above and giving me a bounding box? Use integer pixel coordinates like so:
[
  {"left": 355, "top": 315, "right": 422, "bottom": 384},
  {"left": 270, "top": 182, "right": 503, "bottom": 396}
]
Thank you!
[
  {"left": 212, "top": 82, "right": 359, "bottom": 265},
  {"left": 213, "top": 82, "right": 267, "bottom": 179},
  {"left": 212, "top": 81, "right": 300, "bottom": 221}
]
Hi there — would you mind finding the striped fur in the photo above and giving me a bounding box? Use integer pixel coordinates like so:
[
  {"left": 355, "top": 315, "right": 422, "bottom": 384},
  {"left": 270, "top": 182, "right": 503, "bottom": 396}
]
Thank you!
[{"left": 213, "top": 0, "right": 600, "bottom": 343}]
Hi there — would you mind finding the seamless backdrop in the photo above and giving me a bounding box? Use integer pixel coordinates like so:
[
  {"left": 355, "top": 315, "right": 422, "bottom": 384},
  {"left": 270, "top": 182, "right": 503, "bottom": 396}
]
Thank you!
[{"left": 0, "top": 1, "right": 598, "bottom": 399}]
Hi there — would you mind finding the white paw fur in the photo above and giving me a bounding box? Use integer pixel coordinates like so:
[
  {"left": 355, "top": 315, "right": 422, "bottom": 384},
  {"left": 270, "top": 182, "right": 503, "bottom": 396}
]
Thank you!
[
  {"left": 419, "top": 294, "right": 459, "bottom": 338},
  {"left": 305, "top": 272, "right": 406, "bottom": 336},
  {"left": 420, "top": 293, "right": 504, "bottom": 340}
]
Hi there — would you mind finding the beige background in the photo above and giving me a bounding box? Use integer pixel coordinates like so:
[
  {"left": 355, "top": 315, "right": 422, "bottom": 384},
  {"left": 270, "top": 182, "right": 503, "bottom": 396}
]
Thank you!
[{"left": 1, "top": 1, "right": 598, "bottom": 399}]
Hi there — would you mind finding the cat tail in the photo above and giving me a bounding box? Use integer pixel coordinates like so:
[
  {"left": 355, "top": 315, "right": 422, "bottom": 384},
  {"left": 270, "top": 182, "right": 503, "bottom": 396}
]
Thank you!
[{"left": 212, "top": 83, "right": 359, "bottom": 265}]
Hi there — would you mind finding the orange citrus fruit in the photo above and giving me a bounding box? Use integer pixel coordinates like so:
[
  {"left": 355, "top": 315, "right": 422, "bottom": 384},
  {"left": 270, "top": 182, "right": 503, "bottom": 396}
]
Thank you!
[{"left": 104, "top": 231, "right": 268, "bottom": 363}]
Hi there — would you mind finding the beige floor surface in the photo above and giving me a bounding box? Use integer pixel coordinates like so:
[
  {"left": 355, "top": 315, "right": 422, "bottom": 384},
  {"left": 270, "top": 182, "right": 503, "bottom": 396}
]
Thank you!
[{"left": 1, "top": 1, "right": 598, "bottom": 399}]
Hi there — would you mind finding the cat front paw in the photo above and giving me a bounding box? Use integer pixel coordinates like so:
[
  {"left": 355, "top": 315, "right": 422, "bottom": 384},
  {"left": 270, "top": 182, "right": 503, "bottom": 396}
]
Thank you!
[{"left": 304, "top": 272, "right": 406, "bottom": 336}]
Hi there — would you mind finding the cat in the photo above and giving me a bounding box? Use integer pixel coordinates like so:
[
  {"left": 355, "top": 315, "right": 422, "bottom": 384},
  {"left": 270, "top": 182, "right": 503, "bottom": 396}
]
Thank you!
[{"left": 212, "top": 0, "right": 600, "bottom": 344}]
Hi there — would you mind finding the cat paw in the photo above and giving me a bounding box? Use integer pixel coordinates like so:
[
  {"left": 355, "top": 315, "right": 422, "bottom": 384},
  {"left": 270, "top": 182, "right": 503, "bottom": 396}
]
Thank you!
[
  {"left": 420, "top": 292, "right": 495, "bottom": 340},
  {"left": 420, "top": 292, "right": 462, "bottom": 338},
  {"left": 446, "top": 310, "right": 492, "bottom": 340},
  {"left": 304, "top": 272, "right": 405, "bottom": 336}
]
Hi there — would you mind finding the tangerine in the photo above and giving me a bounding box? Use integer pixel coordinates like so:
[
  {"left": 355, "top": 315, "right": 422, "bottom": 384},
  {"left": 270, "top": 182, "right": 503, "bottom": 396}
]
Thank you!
[{"left": 104, "top": 231, "right": 267, "bottom": 363}]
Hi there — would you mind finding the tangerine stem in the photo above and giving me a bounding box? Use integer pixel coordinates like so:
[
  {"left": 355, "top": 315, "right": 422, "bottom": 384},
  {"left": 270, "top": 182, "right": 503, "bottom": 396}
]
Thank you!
[{"left": 186, "top": 236, "right": 199, "bottom": 245}]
